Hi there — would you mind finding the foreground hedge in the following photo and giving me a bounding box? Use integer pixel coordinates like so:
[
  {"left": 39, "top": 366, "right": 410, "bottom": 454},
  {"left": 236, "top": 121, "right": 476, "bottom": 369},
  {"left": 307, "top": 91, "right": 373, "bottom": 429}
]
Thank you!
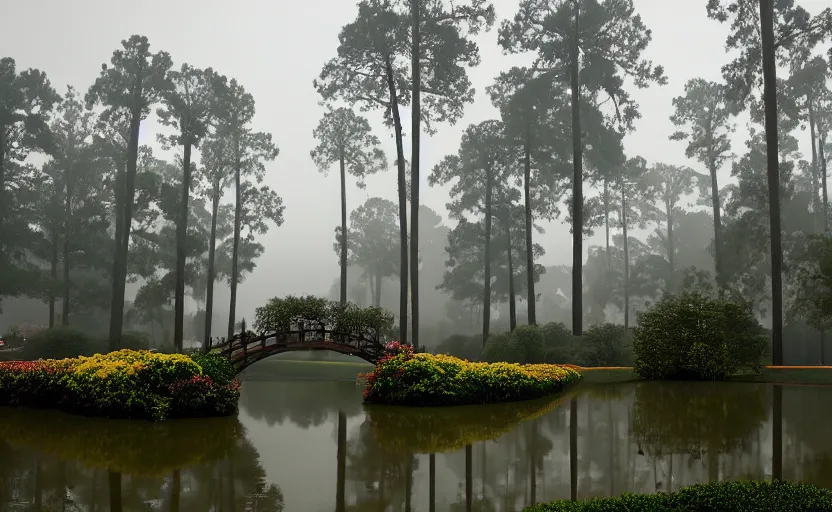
[
  {"left": 525, "top": 481, "right": 832, "bottom": 511},
  {"left": 363, "top": 342, "right": 581, "bottom": 406},
  {"left": 0, "top": 350, "right": 240, "bottom": 421}
]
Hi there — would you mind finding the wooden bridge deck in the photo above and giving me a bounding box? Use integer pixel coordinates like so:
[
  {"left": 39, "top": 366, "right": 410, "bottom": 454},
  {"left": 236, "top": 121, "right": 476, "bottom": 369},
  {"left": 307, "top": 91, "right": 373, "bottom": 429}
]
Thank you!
[{"left": 206, "top": 323, "right": 387, "bottom": 374}]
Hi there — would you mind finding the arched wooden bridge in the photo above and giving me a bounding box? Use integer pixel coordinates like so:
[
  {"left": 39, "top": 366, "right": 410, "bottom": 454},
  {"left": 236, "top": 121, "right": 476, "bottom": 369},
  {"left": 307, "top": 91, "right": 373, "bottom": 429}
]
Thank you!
[{"left": 205, "top": 319, "right": 389, "bottom": 374}]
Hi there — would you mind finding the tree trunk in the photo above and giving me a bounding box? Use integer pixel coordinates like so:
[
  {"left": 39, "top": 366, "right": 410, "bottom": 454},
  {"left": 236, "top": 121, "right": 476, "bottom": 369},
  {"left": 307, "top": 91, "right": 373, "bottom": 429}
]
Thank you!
[
  {"left": 0, "top": 128, "right": 5, "bottom": 236},
  {"left": 524, "top": 134, "right": 536, "bottom": 325},
  {"left": 666, "top": 204, "right": 675, "bottom": 290},
  {"left": 410, "top": 0, "right": 421, "bottom": 352},
  {"left": 62, "top": 179, "right": 71, "bottom": 326},
  {"left": 528, "top": 421, "right": 536, "bottom": 505},
  {"left": 385, "top": 53, "right": 409, "bottom": 345},
  {"left": 108, "top": 108, "right": 141, "bottom": 351},
  {"left": 483, "top": 165, "right": 494, "bottom": 347},
  {"left": 604, "top": 179, "right": 611, "bottom": 276},
  {"left": 336, "top": 411, "right": 346, "bottom": 512},
  {"left": 809, "top": 97, "right": 821, "bottom": 231},
  {"left": 708, "top": 144, "right": 724, "bottom": 298},
  {"left": 507, "top": 216, "right": 516, "bottom": 331},
  {"left": 821, "top": 131, "right": 828, "bottom": 233},
  {"left": 760, "top": 0, "right": 783, "bottom": 365},
  {"left": 49, "top": 224, "right": 58, "bottom": 328},
  {"left": 339, "top": 152, "right": 348, "bottom": 305},
  {"left": 622, "top": 186, "right": 630, "bottom": 329},
  {"left": 821, "top": 136, "right": 829, "bottom": 366},
  {"left": 570, "top": 0, "right": 583, "bottom": 337},
  {"left": 227, "top": 145, "right": 242, "bottom": 340},
  {"left": 174, "top": 140, "right": 192, "bottom": 353},
  {"left": 203, "top": 182, "right": 220, "bottom": 349},
  {"left": 376, "top": 268, "right": 383, "bottom": 307}
]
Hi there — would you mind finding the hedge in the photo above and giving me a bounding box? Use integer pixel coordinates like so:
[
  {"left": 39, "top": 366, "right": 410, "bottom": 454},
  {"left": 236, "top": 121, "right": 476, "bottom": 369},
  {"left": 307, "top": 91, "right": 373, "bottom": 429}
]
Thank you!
[
  {"left": 0, "top": 350, "right": 240, "bottom": 421},
  {"left": 525, "top": 481, "right": 832, "bottom": 511},
  {"left": 363, "top": 342, "right": 581, "bottom": 406}
]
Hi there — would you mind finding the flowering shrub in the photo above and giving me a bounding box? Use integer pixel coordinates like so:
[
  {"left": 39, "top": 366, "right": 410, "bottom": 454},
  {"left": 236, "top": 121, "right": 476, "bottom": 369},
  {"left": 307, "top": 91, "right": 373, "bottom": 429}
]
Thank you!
[
  {"left": 363, "top": 348, "right": 582, "bottom": 406},
  {"left": 0, "top": 350, "right": 240, "bottom": 421}
]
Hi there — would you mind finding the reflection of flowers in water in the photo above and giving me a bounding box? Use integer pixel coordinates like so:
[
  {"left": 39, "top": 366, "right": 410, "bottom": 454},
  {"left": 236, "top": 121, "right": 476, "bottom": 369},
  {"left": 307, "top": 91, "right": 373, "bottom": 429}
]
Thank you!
[
  {"left": 367, "top": 392, "right": 574, "bottom": 454},
  {"left": 631, "top": 381, "right": 768, "bottom": 459},
  {"left": 0, "top": 408, "right": 243, "bottom": 476}
]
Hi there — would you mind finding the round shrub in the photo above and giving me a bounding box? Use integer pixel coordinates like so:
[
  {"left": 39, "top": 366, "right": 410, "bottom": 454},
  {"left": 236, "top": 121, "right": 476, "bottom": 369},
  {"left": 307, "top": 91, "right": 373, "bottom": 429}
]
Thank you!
[
  {"left": 117, "top": 331, "right": 150, "bottom": 351},
  {"left": 540, "top": 322, "right": 575, "bottom": 364},
  {"left": 524, "top": 480, "right": 832, "bottom": 511},
  {"left": 582, "top": 323, "right": 632, "bottom": 367},
  {"left": 482, "top": 332, "right": 516, "bottom": 362},
  {"left": 189, "top": 352, "right": 236, "bottom": 385},
  {"left": 632, "top": 293, "right": 767, "bottom": 380},
  {"left": 434, "top": 333, "right": 483, "bottom": 361},
  {"left": 21, "top": 326, "right": 106, "bottom": 360}
]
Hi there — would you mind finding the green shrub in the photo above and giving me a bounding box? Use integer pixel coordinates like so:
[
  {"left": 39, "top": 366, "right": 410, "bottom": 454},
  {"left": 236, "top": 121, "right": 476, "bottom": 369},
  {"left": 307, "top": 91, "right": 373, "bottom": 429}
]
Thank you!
[
  {"left": 582, "top": 324, "right": 632, "bottom": 367},
  {"left": 540, "top": 322, "right": 575, "bottom": 364},
  {"left": 482, "top": 326, "right": 546, "bottom": 364},
  {"left": 117, "top": 331, "right": 150, "bottom": 351},
  {"left": 524, "top": 480, "right": 832, "bottom": 511},
  {"left": 435, "top": 333, "right": 483, "bottom": 361},
  {"left": 189, "top": 352, "right": 236, "bottom": 385},
  {"left": 21, "top": 326, "right": 106, "bottom": 361},
  {"left": 632, "top": 293, "right": 767, "bottom": 380}
]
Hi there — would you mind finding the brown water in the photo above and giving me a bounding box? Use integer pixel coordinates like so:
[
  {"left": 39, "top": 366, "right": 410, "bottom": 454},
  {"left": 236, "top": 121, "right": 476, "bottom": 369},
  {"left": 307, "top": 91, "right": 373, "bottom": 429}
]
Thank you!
[{"left": 1, "top": 380, "right": 831, "bottom": 511}]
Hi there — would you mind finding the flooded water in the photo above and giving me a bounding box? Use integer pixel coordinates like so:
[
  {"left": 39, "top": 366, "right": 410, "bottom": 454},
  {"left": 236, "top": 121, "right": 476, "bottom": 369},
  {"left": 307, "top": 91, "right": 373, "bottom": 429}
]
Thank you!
[{"left": 1, "top": 379, "right": 831, "bottom": 511}]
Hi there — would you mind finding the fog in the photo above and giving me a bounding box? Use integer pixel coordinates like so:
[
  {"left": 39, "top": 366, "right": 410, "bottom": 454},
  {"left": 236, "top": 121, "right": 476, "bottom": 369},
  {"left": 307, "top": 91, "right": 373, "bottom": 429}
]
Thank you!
[{"left": 0, "top": 0, "right": 830, "bottom": 354}]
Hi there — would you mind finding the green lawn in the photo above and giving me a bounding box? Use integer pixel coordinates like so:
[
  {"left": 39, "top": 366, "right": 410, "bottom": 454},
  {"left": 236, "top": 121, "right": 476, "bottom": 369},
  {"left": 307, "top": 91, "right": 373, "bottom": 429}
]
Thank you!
[{"left": 239, "top": 358, "right": 373, "bottom": 382}]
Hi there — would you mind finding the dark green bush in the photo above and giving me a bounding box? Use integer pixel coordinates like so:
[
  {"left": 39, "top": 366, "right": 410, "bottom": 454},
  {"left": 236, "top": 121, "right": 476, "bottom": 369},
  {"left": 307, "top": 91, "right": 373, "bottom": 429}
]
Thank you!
[
  {"left": 540, "top": 322, "right": 575, "bottom": 364},
  {"left": 482, "top": 326, "right": 546, "bottom": 364},
  {"left": 435, "top": 333, "right": 483, "bottom": 361},
  {"left": 632, "top": 293, "right": 767, "bottom": 380},
  {"left": 117, "top": 331, "right": 150, "bottom": 351},
  {"left": 582, "top": 324, "right": 632, "bottom": 367},
  {"left": 524, "top": 480, "right": 832, "bottom": 511},
  {"left": 22, "top": 326, "right": 105, "bottom": 360},
  {"left": 189, "top": 352, "right": 236, "bottom": 385}
]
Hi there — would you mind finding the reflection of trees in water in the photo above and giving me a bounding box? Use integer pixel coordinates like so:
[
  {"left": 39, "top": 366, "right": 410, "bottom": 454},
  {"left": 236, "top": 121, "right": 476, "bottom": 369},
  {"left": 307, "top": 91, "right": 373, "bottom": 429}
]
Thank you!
[
  {"left": 240, "top": 380, "right": 364, "bottom": 428},
  {"left": 344, "top": 417, "right": 417, "bottom": 511},
  {"left": 782, "top": 386, "right": 832, "bottom": 487},
  {"left": 0, "top": 435, "right": 284, "bottom": 512}
]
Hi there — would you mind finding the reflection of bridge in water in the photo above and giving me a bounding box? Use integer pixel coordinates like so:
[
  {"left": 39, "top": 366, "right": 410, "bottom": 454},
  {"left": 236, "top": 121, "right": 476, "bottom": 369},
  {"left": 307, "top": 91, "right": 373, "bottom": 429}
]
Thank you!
[{"left": 206, "top": 319, "right": 388, "bottom": 374}]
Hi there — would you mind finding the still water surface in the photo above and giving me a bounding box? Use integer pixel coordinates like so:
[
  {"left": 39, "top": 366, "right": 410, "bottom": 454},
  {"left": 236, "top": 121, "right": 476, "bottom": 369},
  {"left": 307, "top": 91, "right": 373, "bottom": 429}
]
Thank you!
[{"left": 1, "top": 380, "right": 831, "bottom": 511}]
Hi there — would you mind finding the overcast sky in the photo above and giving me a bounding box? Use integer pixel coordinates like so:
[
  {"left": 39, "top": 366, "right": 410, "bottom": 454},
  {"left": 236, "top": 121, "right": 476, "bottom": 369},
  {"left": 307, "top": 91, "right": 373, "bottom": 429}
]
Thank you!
[{"left": 2, "top": 0, "right": 828, "bottom": 319}]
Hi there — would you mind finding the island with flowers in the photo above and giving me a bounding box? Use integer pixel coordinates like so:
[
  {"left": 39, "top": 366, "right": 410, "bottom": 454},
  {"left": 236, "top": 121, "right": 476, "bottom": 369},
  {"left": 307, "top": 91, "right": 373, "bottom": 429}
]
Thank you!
[
  {"left": 0, "top": 350, "right": 239, "bottom": 421},
  {"left": 362, "top": 341, "right": 582, "bottom": 406}
]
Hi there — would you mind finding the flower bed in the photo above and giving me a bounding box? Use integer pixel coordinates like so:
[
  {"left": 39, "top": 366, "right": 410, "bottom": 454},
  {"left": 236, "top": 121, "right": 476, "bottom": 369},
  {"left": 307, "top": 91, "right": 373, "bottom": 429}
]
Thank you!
[
  {"left": 524, "top": 480, "right": 832, "bottom": 511},
  {"left": 363, "top": 342, "right": 582, "bottom": 406},
  {"left": 0, "top": 350, "right": 240, "bottom": 421}
]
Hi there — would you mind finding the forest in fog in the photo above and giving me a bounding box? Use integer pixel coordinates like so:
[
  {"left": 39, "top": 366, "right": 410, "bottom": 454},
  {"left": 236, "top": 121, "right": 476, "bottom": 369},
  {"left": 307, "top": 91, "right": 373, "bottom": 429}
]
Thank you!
[{"left": 1, "top": 0, "right": 832, "bottom": 363}]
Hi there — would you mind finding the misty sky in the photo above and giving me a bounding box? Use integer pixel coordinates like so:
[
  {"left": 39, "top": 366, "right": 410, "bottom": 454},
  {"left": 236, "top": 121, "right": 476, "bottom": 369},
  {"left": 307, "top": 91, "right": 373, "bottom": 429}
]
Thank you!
[{"left": 2, "top": 0, "right": 828, "bottom": 321}]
